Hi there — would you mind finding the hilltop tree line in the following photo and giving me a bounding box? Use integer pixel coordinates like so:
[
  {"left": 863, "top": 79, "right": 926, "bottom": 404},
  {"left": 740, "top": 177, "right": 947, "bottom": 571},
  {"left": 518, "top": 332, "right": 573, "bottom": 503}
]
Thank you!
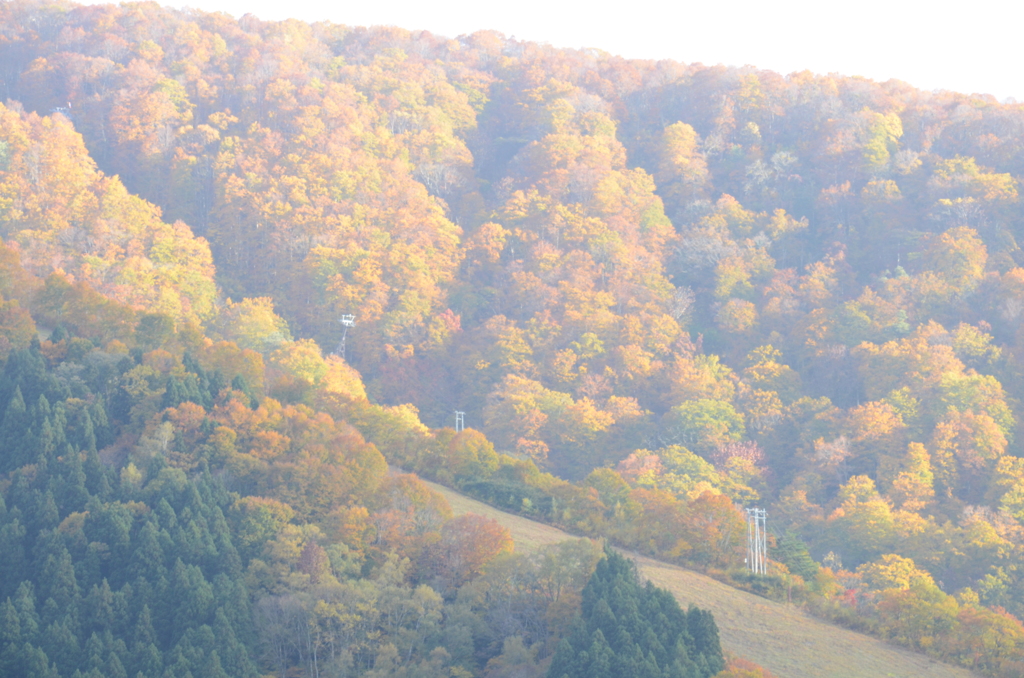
[{"left": 2, "top": 0, "right": 1024, "bottom": 674}]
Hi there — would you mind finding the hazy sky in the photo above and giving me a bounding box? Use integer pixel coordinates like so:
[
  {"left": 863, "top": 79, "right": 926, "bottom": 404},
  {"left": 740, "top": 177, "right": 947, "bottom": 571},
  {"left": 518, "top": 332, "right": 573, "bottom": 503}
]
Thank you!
[{"left": 116, "top": 0, "right": 1022, "bottom": 101}]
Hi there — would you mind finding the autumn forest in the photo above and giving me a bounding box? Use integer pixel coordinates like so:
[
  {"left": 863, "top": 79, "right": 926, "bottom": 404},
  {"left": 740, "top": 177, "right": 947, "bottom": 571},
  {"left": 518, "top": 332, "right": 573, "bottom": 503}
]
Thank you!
[{"left": 1, "top": 1, "right": 1024, "bottom": 676}]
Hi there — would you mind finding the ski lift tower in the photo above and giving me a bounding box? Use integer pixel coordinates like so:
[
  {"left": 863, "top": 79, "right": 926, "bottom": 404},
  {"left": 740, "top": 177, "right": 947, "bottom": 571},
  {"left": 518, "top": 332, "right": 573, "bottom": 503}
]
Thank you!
[
  {"left": 454, "top": 411, "right": 465, "bottom": 432},
  {"left": 334, "top": 314, "right": 356, "bottom": 360},
  {"left": 746, "top": 508, "right": 768, "bottom": 575}
]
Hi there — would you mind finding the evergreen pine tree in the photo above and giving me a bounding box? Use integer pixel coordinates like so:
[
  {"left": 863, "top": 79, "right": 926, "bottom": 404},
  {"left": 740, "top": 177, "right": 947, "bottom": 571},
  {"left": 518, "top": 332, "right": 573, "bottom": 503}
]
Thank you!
[
  {"left": 20, "top": 642, "right": 60, "bottom": 678},
  {"left": 42, "top": 617, "right": 81, "bottom": 676},
  {"left": 0, "top": 386, "right": 31, "bottom": 471},
  {"left": 0, "top": 597, "right": 22, "bottom": 675},
  {"left": 128, "top": 520, "right": 167, "bottom": 582},
  {"left": 79, "top": 409, "right": 98, "bottom": 455},
  {"left": 13, "top": 582, "right": 40, "bottom": 644},
  {"left": 0, "top": 519, "right": 27, "bottom": 597},
  {"left": 31, "top": 490, "right": 60, "bottom": 535},
  {"left": 38, "top": 417, "right": 56, "bottom": 463},
  {"left": 55, "top": 445, "right": 90, "bottom": 514},
  {"left": 49, "top": 399, "right": 69, "bottom": 452},
  {"left": 84, "top": 580, "right": 115, "bottom": 636},
  {"left": 39, "top": 545, "right": 81, "bottom": 626},
  {"left": 548, "top": 549, "right": 723, "bottom": 678},
  {"left": 82, "top": 631, "right": 104, "bottom": 673},
  {"left": 774, "top": 532, "right": 818, "bottom": 581},
  {"left": 129, "top": 605, "right": 163, "bottom": 678},
  {"left": 211, "top": 608, "right": 257, "bottom": 678},
  {"left": 87, "top": 401, "right": 112, "bottom": 450},
  {"left": 585, "top": 628, "right": 614, "bottom": 678},
  {"left": 106, "top": 650, "right": 128, "bottom": 678}
]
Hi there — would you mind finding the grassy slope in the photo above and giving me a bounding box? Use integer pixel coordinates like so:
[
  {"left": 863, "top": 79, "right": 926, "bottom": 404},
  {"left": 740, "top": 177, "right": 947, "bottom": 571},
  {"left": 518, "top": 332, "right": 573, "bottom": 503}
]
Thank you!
[{"left": 428, "top": 480, "right": 979, "bottom": 678}]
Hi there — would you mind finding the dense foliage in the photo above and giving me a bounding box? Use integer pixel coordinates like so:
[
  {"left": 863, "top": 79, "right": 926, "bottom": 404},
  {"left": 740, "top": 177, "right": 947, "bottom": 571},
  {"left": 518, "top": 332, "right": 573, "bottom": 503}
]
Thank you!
[
  {"left": 0, "top": 303, "right": 611, "bottom": 677},
  {"left": 3, "top": 0, "right": 1024, "bottom": 674},
  {"left": 548, "top": 549, "right": 724, "bottom": 678}
]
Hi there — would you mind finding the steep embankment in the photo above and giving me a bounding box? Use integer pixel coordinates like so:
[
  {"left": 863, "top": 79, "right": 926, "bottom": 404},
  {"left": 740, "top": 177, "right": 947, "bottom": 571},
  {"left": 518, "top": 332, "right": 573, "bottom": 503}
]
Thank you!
[{"left": 427, "top": 480, "right": 979, "bottom": 678}]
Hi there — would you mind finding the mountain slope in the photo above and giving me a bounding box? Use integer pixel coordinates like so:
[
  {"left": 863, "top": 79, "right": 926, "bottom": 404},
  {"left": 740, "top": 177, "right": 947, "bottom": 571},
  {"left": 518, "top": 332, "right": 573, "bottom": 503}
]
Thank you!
[{"left": 426, "top": 479, "right": 979, "bottom": 678}]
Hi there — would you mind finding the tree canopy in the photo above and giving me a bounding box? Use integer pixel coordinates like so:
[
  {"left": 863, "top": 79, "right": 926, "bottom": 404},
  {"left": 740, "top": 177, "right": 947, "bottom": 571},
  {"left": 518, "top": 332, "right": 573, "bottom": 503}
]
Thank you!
[{"left": 3, "top": 0, "right": 1024, "bottom": 674}]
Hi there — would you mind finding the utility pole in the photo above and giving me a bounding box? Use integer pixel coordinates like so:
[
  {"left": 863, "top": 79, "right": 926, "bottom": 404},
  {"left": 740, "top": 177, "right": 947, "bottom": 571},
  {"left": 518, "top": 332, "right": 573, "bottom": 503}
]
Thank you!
[
  {"left": 746, "top": 508, "right": 767, "bottom": 575},
  {"left": 334, "top": 314, "right": 356, "bottom": 360},
  {"left": 454, "top": 411, "right": 465, "bottom": 432}
]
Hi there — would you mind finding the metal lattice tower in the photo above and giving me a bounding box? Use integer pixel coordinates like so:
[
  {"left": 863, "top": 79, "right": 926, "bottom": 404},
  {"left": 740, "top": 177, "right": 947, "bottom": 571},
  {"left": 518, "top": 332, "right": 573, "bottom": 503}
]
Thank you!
[
  {"left": 454, "top": 411, "right": 465, "bottom": 432},
  {"left": 746, "top": 508, "right": 768, "bottom": 575},
  {"left": 334, "top": 314, "right": 356, "bottom": 360}
]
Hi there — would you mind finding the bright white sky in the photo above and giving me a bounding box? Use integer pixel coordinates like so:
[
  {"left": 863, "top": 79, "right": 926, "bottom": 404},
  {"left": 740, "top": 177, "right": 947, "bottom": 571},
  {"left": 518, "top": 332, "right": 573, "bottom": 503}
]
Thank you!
[{"left": 132, "top": 0, "right": 1024, "bottom": 101}]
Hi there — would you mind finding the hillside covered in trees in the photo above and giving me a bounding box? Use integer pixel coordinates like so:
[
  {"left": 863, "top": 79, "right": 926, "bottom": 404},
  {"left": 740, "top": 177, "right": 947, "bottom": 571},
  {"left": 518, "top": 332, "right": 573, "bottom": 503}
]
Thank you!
[{"left": 2, "top": 0, "right": 1024, "bottom": 675}]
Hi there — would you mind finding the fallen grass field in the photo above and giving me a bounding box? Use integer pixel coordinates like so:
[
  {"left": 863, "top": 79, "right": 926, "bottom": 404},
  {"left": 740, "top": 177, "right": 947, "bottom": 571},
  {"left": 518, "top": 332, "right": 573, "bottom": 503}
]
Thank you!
[{"left": 426, "top": 480, "right": 980, "bottom": 678}]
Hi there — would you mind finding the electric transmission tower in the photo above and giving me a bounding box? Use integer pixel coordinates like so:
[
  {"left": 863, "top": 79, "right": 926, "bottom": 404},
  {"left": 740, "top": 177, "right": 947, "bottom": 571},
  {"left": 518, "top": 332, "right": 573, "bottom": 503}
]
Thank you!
[
  {"left": 746, "top": 508, "right": 768, "bottom": 575},
  {"left": 454, "top": 411, "right": 465, "bottom": 432},
  {"left": 334, "top": 314, "right": 356, "bottom": 360}
]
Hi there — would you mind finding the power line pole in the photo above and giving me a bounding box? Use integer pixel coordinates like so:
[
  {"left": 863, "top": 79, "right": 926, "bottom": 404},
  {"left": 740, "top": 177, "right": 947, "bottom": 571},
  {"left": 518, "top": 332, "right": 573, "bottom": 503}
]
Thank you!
[
  {"left": 334, "top": 314, "right": 356, "bottom": 360},
  {"left": 454, "top": 410, "right": 465, "bottom": 432},
  {"left": 746, "top": 508, "right": 767, "bottom": 575}
]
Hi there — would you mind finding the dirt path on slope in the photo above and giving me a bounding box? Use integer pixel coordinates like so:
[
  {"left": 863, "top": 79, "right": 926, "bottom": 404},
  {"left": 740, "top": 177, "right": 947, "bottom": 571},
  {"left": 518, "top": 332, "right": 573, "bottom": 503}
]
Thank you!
[{"left": 425, "top": 479, "right": 979, "bottom": 678}]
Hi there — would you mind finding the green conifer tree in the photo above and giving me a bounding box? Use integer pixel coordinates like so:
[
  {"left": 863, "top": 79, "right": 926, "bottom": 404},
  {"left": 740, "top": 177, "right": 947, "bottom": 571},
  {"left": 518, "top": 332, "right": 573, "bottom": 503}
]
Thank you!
[{"left": 548, "top": 549, "right": 723, "bottom": 678}]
